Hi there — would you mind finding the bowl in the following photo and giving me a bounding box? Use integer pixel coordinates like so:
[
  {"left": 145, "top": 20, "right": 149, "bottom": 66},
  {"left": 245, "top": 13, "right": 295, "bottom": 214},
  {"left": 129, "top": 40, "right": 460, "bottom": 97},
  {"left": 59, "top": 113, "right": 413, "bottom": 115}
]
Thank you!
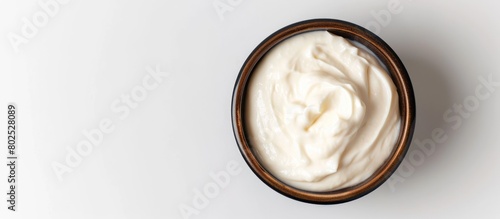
[{"left": 231, "top": 19, "right": 415, "bottom": 204}]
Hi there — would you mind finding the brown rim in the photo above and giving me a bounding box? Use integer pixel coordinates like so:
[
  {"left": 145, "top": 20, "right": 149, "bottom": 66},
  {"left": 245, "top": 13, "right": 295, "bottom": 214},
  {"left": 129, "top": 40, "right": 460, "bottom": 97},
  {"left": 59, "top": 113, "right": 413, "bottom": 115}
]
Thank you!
[{"left": 231, "top": 19, "right": 416, "bottom": 204}]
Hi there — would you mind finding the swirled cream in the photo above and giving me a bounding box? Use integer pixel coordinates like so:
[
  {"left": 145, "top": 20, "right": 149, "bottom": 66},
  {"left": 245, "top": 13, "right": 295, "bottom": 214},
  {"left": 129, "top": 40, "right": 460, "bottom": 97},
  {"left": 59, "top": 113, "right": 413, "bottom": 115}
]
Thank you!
[{"left": 245, "top": 31, "right": 401, "bottom": 192}]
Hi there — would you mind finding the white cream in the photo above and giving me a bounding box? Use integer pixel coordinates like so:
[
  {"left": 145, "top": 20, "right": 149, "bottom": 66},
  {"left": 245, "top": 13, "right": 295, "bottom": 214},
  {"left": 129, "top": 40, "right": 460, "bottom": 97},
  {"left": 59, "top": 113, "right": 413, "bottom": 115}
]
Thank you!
[{"left": 245, "top": 31, "right": 401, "bottom": 192}]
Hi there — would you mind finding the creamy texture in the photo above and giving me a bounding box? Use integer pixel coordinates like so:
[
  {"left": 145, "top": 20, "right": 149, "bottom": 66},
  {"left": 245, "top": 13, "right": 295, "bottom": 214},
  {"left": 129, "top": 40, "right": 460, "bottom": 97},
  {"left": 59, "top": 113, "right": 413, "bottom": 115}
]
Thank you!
[{"left": 245, "top": 31, "right": 401, "bottom": 192}]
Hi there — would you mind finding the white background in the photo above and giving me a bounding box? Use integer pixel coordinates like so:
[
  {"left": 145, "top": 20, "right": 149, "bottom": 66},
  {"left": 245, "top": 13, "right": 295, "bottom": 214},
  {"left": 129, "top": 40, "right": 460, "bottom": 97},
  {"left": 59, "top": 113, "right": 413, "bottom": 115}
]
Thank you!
[{"left": 1, "top": 0, "right": 499, "bottom": 218}]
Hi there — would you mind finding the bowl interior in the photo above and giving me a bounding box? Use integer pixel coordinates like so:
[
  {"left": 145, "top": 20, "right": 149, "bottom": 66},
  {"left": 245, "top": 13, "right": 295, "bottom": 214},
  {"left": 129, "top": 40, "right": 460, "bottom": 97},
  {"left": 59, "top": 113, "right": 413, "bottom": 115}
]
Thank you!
[{"left": 232, "top": 19, "right": 416, "bottom": 204}]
